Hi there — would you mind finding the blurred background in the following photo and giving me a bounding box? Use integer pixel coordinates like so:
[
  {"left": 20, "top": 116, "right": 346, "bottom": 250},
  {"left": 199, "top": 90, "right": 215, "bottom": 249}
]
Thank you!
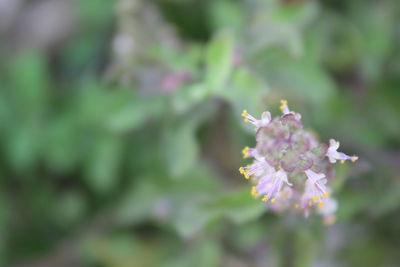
[{"left": 0, "top": 0, "right": 399, "bottom": 266}]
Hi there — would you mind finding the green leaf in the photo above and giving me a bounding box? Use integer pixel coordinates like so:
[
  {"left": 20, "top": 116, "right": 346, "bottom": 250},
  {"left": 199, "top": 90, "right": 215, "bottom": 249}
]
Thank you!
[
  {"left": 163, "top": 125, "right": 198, "bottom": 179},
  {"left": 45, "top": 114, "right": 81, "bottom": 171},
  {"left": 257, "top": 50, "right": 335, "bottom": 104},
  {"left": 6, "top": 124, "right": 41, "bottom": 173},
  {"left": 7, "top": 51, "right": 49, "bottom": 116},
  {"left": 116, "top": 178, "right": 160, "bottom": 225},
  {"left": 105, "top": 96, "right": 164, "bottom": 133},
  {"left": 53, "top": 191, "right": 87, "bottom": 226},
  {"left": 228, "top": 68, "right": 268, "bottom": 122},
  {"left": 205, "top": 187, "right": 266, "bottom": 224},
  {"left": 205, "top": 31, "right": 234, "bottom": 92},
  {"left": 85, "top": 136, "right": 123, "bottom": 194},
  {"left": 173, "top": 201, "right": 216, "bottom": 238}
]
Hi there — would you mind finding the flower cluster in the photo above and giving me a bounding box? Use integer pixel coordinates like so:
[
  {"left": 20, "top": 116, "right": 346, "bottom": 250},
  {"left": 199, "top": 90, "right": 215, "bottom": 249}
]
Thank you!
[{"left": 239, "top": 100, "right": 358, "bottom": 224}]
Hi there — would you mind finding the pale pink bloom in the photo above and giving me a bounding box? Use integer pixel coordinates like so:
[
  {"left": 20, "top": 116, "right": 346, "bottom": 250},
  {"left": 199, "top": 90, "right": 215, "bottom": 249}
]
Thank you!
[
  {"left": 299, "top": 170, "right": 330, "bottom": 218},
  {"left": 326, "top": 139, "right": 358, "bottom": 164},
  {"left": 256, "top": 169, "right": 292, "bottom": 203},
  {"left": 239, "top": 158, "right": 274, "bottom": 179},
  {"left": 239, "top": 100, "right": 358, "bottom": 223},
  {"left": 304, "top": 169, "right": 329, "bottom": 200},
  {"left": 269, "top": 187, "right": 293, "bottom": 212},
  {"left": 279, "top": 100, "right": 301, "bottom": 121},
  {"left": 241, "top": 110, "right": 271, "bottom": 129}
]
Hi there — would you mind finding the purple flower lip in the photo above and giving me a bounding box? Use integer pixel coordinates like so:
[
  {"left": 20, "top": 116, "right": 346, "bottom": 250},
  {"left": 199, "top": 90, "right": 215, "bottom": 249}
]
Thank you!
[
  {"left": 239, "top": 100, "right": 358, "bottom": 223},
  {"left": 241, "top": 110, "right": 271, "bottom": 129},
  {"left": 326, "top": 139, "right": 358, "bottom": 164}
]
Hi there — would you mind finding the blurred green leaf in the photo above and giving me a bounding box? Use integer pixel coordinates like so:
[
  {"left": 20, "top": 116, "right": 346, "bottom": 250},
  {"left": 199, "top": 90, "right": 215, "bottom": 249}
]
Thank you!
[
  {"left": 173, "top": 200, "right": 216, "bottom": 238},
  {"left": 205, "top": 31, "right": 234, "bottom": 92},
  {"left": 163, "top": 124, "right": 198, "bottom": 179},
  {"left": 6, "top": 124, "right": 41, "bottom": 173},
  {"left": 116, "top": 177, "right": 160, "bottom": 225},
  {"left": 228, "top": 68, "right": 268, "bottom": 122},
  {"left": 257, "top": 49, "right": 335, "bottom": 104},
  {"left": 85, "top": 136, "right": 123, "bottom": 194},
  {"left": 206, "top": 187, "right": 266, "bottom": 224},
  {"left": 7, "top": 52, "right": 49, "bottom": 114},
  {"left": 53, "top": 191, "right": 87, "bottom": 227}
]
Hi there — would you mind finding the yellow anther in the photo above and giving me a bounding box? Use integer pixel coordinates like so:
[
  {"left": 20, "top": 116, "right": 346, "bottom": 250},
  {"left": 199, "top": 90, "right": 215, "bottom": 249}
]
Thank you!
[
  {"left": 239, "top": 167, "right": 244, "bottom": 174},
  {"left": 324, "top": 192, "right": 330, "bottom": 198},
  {"left": 261, "top": 195, "right": 269, "bottom": 202},
  {"left": 243, "top": 118, "right": 249, "bottom": 123},
  {"left": 279, "top": 100, "right": 288, "bottom": 111},
  {"left": 294, "top": 204, "right": 300, "bottom": 209},
  {"left": 251, "top": 187, "right": 259, "bottom": 198},
  {"left": 313, "top": 196, "right": 319, "bottom": 201},
  {"left": 318, "top": 201, "right": 325, "bottom": 208},
  {"left": 241, "top": 109, "right": 248, "bottom": 117},
  {"left": 351, "top": 156, "right": 358, "bottom": 162},
  {"left": 244, "top": 174, "right": 250, "bottom": 179},
  {"left": 340, "top": 160, "right": 345, "bottom": 164},
  {"left": 242, "top": 146, "right": 249, "bottom": 158},
  {"left": 271, "top": 198, "right": 276, "bottom": 203},
  {"left": 308, "top": 200, "right": 313, "bottom": 207}
]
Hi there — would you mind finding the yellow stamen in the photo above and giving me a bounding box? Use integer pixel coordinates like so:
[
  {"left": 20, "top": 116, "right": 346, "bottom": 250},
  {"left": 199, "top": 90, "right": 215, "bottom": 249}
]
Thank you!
[
  {"left": 241, "top": 109, "right": 248, "bottom": 117},
  {"left": 313, "top": 196, "right": 319, "bottom": 201},
  {"left": 351, "top": 156, "right": 358, "bottom": 162},
  {"left": 261, "top": 195, "right": 269, "bottom": 202},
  {"left": 243, "top": 118, "right": 249, "bottom": 123},
  {"left": 340, "top": 160, "right": 345, "bottom": 164},
  {"left": 239, "top": 167, "right": 250, "bottom": 179},
  {"left": 294, "top": 204, "right": 300, "bottom": 209},
  {"left": 318, "top": 201, "right": 325, "bottom": 208},
  {"left": 324, "top": 192, "right": 330, "bottom": 198},
  {"left": 308, "top": 200, "right": 313, "bottom": 207},
  {"left": 251, "top": 187, "right": 259, "bottom": 198},
  {"left": 242, "top": 146, "right": 249, "bottom": 158},
  {"left": 279, "top": 100, "right": 288, "bottom": 111},
  {"left": 271, "top": 198, "right": 276, "bottom": 203}
]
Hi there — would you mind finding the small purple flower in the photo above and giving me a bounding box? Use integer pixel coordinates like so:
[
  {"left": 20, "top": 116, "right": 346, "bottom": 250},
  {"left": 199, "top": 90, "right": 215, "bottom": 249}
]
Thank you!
[
  {"left": 241, "top": 110, "right": 271, "bottom": 129},
  {"left": 256, "top": 169, "right": 292, "bottom": 203},
  {"left": 239, "top": 158, "right": 274, "bottom": 179},
  {"left": 304, "top": 169, "right": 329, "bottom": 200},
  {"left": 326, "top": 139, "right": 358, "bottom": 164},
  {"left": 279, "top": 100, "right": 301, "bottom": 121},
  {"left": 239, "top": 100, "right": 358, "bottom": 223}
]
